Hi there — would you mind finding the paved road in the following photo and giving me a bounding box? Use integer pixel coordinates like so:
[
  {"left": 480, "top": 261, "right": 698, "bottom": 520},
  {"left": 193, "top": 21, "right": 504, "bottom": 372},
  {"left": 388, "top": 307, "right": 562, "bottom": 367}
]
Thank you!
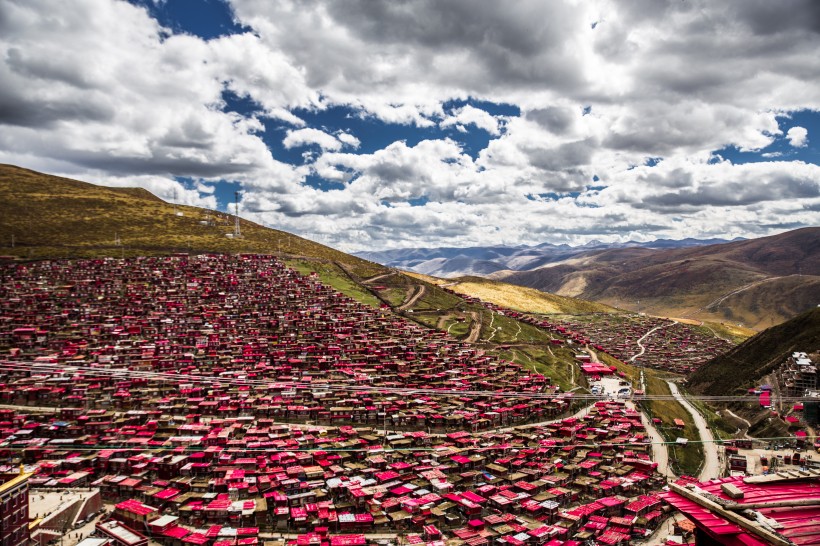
[
  {"left": 668, "top": 381, "right": 721, "bottom": 480},
  {"left": 629, "top": 401, "right": 674, "bottom": 480},
  {"left": 630, "top": 324, "right": 667, "bottom": 362}
]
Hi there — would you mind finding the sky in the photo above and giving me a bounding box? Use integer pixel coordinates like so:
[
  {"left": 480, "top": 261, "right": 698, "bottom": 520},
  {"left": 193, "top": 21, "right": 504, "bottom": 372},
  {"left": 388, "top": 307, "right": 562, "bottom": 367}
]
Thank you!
[{"left": 0, "top": 0, "right": 819, "bottom": 252}]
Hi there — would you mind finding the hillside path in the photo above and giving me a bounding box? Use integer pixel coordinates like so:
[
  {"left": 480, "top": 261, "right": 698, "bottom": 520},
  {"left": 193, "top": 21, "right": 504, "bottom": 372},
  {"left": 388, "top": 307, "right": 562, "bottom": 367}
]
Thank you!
[
  {"left": 701, "top": 276, "right": 782, "bottom": 312},
  {"left": 362, "top": 271, "right": 396, "bottom": 284},
  {"left": 668, "top": 381, "right": 721, "bottom": 480},
  {"left": 723, "top": 408, "right": 751, "bottom": 429},
  {"left": 397, "top": 285, "right": 426, "bottom": 310},
  {"left": 465, "top": 312, "right": 482, "bottom": 343}
]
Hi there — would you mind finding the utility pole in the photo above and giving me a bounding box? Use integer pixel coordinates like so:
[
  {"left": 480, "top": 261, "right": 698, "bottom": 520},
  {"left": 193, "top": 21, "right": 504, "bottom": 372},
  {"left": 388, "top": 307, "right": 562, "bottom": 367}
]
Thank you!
[{"left": 234, "top": 191, "right": 242, "bottom": 238}]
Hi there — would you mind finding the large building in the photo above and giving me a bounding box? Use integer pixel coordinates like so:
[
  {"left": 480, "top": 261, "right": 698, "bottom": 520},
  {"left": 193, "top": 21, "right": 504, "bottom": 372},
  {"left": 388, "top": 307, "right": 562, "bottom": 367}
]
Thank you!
[
  {"left": 0, "top": 471, "right": 31, "bottom": 546},
  {"left": 661, "top": 471, "right": 820, "bottom": 545}
]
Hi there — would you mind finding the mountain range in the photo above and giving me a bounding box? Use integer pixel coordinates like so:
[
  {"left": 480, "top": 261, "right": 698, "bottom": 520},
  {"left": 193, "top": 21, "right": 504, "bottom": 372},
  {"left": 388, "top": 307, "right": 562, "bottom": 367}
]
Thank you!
[
  {"left": 359, "top": 229, "right": 819, "bottom": 330},
  {"left": 354, "top": 238, "right": 742, "bottom": 277}
]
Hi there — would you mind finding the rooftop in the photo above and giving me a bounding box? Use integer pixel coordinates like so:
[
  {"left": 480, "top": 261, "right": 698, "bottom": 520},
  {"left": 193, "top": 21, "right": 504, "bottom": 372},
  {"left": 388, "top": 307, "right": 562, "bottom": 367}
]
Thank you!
[{"left": 661, "top": 472, "right": 820, "bottom": 546}]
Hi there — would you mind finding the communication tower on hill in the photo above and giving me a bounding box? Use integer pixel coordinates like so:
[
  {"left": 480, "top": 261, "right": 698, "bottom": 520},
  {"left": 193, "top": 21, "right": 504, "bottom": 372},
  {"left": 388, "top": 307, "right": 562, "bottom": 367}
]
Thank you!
[{"left": 234, "top": 191, "right": 242, "bottom": 238}]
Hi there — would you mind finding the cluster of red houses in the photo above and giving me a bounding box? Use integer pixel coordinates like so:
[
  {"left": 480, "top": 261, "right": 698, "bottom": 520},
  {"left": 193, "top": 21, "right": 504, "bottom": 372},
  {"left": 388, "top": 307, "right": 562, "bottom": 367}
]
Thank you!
[
  {"left": 0, "top": 255, "right": 575, "bottom": 431},
  {"left": 0, "top": 255, "right": 668, "bottom": 545},
  {"left": 441, "top": 289, "right": 731, "bottom": 375},
  {"left": 527, "top": 315, "right": 732, "bottom": 375}
]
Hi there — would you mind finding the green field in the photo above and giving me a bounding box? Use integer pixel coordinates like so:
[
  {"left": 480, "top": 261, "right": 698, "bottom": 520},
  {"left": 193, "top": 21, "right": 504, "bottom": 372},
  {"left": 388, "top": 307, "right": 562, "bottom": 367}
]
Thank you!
[{"left": 287, "top": 259, "right": 382, "bottom": 308}]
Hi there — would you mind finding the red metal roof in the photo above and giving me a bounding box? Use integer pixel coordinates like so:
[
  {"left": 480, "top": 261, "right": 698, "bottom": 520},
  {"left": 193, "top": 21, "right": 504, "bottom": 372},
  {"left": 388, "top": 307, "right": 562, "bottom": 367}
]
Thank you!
[{"left": 661, "top": 475, "right": 820, "bottom": 546}]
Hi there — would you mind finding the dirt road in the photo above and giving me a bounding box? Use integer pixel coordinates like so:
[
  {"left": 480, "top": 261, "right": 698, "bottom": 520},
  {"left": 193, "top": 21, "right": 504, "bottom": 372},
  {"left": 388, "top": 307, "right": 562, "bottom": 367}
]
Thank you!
[
  {"left": 465, "top": 311, "right": 482, "bottom": 343},
  {"left": 397, "top": 285, "right": 426, "bottom": 310},
  {"left": 703, "top": 276, "right": 781, "bottom": 311}
]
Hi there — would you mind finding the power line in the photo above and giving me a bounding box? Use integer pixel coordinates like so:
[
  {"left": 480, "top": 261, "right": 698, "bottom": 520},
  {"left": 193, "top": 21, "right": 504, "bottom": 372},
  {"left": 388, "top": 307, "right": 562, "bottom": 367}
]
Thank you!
[
  {"left": 0, "top": 435, "right": 816, "bottom": 454},
  {"left": 0, "top": 360, "right": 813, "bottom": 404}
]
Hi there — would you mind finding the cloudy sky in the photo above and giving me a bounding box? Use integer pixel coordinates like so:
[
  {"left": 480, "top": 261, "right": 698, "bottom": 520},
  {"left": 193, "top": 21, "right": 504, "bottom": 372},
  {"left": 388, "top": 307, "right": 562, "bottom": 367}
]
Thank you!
[{"left": 1, "top": 0, "right": 819, "bottom": 251}]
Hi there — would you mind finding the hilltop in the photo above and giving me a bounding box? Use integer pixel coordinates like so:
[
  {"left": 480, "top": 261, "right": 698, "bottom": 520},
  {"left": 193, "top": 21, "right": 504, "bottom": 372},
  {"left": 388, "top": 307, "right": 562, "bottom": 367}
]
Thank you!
[
  {"left": 0, "top": 164, "right": 380, "bottom": 275},
  {"left": 407, "top": 273, "right": 617, "bottom": 315},
  {"left": 687, "top": 307, "right": 820, "bottom": 396}
]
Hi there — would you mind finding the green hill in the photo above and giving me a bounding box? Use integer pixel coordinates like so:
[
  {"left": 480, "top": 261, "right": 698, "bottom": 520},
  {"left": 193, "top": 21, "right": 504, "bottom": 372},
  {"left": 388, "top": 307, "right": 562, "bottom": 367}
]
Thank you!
[
  {"left": 687, "top": 307, "right": 820, "bottom": 396},
  {"left": 0, "top": 164, "right": 382, "bottom": 277}
]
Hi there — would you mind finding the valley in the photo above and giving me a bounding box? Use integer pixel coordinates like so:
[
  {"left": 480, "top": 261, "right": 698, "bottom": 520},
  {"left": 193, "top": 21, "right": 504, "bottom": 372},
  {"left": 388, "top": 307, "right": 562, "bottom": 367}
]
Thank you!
[{"left": 0, "top": 166, "right": 818, "bottom": 546}]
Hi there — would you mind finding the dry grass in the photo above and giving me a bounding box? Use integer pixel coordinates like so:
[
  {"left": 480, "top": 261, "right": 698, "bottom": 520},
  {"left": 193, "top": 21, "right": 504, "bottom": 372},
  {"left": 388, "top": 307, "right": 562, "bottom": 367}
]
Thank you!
[
  {"left": 0, "top": 164, "right": 383, "bottom": 277},
  {"left": 427, "top": 276, "right": 617, "bottom": 315}
]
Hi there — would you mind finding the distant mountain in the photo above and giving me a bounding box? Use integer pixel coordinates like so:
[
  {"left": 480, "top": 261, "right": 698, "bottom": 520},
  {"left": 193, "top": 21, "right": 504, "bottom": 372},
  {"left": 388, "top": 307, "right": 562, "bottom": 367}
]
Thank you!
[
  {"left": 355, "top": 237, "right": 741, "bottom": 278},
  {"left": 494, "top": 228, "right": 820, "bottom": 330},
  {"left": 687, "top": 307, "right": 820, "bottom": 396}
]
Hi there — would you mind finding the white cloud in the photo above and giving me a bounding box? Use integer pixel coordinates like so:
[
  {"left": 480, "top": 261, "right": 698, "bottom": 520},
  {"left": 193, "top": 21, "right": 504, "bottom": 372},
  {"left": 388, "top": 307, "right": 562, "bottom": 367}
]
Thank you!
[
  {"left": 441, "top": 105, "right": 501, "bottom": 136},
  {"left": 1, "top": 0, "right": 819, "bottom": 251},
  {"left": 0, "top": 0, "right": 305, "bottom": 183},
  {"left": 283, "top": 128, "right": 344, "bottom": 151},
  {"left": 336, "top": 132, "right": 361, "bottom": 149},
  {"left": 787, "top": 126, "right": 809, "bottom": 147}
]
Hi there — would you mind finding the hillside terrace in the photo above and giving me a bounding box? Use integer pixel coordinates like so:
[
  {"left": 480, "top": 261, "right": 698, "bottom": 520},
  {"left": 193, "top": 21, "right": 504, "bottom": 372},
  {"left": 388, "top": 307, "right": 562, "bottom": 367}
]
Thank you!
[{"left": 0, "top": 256, "right": 669, "bottom": 545}]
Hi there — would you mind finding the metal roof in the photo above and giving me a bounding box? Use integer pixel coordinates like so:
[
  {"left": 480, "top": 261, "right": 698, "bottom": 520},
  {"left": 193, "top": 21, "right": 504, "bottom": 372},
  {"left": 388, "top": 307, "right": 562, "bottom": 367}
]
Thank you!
[{"left": 661, "top": 475, "right": 820, "bottom": 546}]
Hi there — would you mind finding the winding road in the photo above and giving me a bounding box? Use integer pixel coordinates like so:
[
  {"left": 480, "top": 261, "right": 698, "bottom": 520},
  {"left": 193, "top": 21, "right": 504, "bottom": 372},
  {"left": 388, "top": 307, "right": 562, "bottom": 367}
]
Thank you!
[
  {"left": 630, "top": 324, "right": 668, "bottom": 362},
  {"left": 397, "top": 285, "right": 426, "bottom": 310}
]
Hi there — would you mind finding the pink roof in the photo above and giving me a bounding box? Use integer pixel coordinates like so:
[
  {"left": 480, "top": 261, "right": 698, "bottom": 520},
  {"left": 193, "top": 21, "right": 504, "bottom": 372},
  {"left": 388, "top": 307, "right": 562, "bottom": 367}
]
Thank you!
[
  {"left": 163, "top": 526, "right": 190, "bottom": 539},
  {"left": 184, "top": 533, "right": 210, "bottom": 545},
  {"left": 116, "top": 499, "right": 156, "bottom": 516},
  {"left": 154, "top": 487, "right": 180, "bottom": 500},
  {"left": 662, "top": 476, "right": 820, "bottom": 546},
  {"left": 330, "top": 535, "right": 367, "bottom": 546}
]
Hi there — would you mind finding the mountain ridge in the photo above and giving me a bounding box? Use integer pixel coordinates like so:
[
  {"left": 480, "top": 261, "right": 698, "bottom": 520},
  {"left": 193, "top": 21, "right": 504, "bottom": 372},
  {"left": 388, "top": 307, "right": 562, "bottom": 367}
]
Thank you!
[
  {"left": 354, "top": 237, "right": 743, "bottom": 278},
  {"left": 493, "top": 228, "right": 820, "bottom": 329},
  {"left": 687, "top": 307, "right": 820, "bottom": 396}
]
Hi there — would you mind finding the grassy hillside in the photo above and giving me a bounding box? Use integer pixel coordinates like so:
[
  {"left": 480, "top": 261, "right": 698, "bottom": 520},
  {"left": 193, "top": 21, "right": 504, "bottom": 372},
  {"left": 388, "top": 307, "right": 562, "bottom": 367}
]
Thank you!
[
  {"left": 0, "top": 164, "right": 382, "bottom": 277},
  {"left": 407, "top": 272, "right": 618, "bottom": 315},
  {"left": 687, "top": 307, "right": 820, "bottom": 396},
  {"left": 496, "top": 227, "right": 820, "bottom": 329}
]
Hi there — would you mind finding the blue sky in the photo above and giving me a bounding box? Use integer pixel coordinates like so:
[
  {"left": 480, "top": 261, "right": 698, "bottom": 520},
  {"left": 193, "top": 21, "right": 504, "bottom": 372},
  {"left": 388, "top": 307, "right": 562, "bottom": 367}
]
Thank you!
[{"left": 0, "top": 0, "right": 818, "bottom": 250}]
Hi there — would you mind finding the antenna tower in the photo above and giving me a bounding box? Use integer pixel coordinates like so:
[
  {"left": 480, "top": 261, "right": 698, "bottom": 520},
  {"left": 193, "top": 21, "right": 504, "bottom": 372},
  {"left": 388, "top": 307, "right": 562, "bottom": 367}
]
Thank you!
[{"left": 234, "top": 191, "right": 242, "bottom": 238}]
